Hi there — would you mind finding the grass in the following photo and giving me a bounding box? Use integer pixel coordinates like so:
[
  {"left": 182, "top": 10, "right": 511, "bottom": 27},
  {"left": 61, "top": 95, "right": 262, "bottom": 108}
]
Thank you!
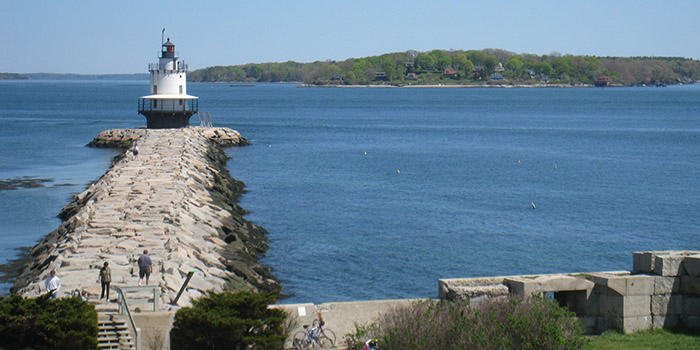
[{"left": 585, "top": 329, "right": 700, "bottom": 350}]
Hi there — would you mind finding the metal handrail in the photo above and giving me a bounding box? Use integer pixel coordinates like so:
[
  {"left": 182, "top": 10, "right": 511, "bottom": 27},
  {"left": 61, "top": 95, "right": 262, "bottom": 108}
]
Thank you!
[
  {"left": 138, "top": 98, "right": 198, "bottom": 113},
  {"left": 147, "top": 61, "right": 188, "bottom": 72},
  {"left": 113, "top": 285, "right": 142, "bottom": 350},
  {"left": 172, "top": 271, "right": 195, "bottom": 305}
]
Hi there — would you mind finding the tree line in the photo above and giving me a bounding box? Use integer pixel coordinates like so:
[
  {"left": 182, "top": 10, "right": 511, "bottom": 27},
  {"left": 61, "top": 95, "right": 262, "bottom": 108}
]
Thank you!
[{"left": 188, "top": 48, "right": 700, "bottom": 86}]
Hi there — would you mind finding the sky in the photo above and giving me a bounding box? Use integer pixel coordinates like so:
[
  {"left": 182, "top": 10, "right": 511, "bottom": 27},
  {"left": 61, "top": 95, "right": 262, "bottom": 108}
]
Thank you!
[{"left": 2, "top": 0, "right": 699, "bottom": 74}]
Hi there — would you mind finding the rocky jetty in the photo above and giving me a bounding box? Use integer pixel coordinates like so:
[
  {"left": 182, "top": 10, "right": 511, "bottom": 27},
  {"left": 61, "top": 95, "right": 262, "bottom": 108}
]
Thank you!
[{"left": 12, "top": 127, "right": 279, "bottom": 306}]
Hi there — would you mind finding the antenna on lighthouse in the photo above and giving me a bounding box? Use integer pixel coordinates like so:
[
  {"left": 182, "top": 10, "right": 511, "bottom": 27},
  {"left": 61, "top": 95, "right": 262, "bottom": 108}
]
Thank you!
[{"left": 161, "top": 28, "right": 165, "bottom": 45}]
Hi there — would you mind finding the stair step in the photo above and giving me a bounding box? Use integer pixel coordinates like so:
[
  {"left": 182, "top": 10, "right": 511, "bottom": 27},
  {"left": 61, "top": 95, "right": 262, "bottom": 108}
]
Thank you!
[{"left": 97, "top": 310, "right": 135, "bottom": 350}]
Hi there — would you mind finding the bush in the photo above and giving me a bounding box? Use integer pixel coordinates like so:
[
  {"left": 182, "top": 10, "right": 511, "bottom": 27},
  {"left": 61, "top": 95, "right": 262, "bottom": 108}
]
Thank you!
[
  {"left": 170, "top": 290, "right": 289, "bottom": 350},
  {"left": 352, "top": 297, "right": 586, "bottom": 350},
  {"left": 0, "top": 293, "right": 98, "bottom": 350}
]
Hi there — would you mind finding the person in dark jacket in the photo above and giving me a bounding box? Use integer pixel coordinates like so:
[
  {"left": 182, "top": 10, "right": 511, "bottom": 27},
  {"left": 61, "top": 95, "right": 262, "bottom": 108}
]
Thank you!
[
  {"left": 99, "top": 261, "right": 112, "bottom": 300},
  {"left": 138, "top": 250, "right": 152, "bottom": 286}
]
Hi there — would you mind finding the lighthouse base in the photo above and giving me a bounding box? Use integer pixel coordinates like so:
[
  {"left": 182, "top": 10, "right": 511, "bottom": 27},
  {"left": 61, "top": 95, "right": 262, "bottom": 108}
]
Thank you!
[{"left": 139, "top": 111, "right": 197, "bottom": 129}]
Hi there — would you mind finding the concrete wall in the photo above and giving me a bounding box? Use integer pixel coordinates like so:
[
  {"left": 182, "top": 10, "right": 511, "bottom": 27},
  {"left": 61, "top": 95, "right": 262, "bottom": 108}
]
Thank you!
[
  {"left": 439, "top": 250, "right": 700, "bottom": 334},
  {"left": 273, "top": 299, "right": 420, "bottom": 348},
  {"left": 133, "top": 312, "right": 175, "bottom": 350}
]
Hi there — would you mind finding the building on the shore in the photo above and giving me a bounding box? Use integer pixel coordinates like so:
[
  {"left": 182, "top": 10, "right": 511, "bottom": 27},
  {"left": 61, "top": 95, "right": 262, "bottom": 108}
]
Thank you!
[
  {"left": 594, "top": 75, "right": 611, "bottom": 87},
  {"left": 138, "top": 32, "right": 198, "bottom": 128}
]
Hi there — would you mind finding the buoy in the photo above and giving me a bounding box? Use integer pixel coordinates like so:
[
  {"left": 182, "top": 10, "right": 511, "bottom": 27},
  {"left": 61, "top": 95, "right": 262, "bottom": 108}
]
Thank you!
[
  {"left": 531, "top": 202, "right": 536, "bottom": 209},
  {"left": 518, "top": 160, "right": 521, "bottom": 164},
  {"left": 364, "top": 152, "right": 367, "bottom": 155},
  {"left": 397, "top": 170, "right": 400, "bottom": 174}
]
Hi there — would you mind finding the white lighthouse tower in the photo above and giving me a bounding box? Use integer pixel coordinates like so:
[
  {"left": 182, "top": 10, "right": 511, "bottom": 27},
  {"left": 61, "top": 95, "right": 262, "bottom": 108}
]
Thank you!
[{"left": 138, "top": 32, "right": 198, "bottom": 128}]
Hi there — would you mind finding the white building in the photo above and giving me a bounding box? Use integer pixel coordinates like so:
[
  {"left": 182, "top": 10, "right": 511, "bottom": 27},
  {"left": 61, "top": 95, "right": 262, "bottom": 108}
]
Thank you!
[{"left": 138, "top": 35, "right": 198, "bottom": 128}]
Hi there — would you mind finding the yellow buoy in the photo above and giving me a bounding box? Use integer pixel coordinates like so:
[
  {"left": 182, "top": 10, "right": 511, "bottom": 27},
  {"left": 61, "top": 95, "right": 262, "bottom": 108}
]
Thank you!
[{"left": 397, "top": 170, "right": 400, "bottom": 174}]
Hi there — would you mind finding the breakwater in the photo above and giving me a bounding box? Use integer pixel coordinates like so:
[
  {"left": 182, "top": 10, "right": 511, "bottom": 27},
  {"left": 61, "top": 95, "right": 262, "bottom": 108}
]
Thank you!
[{"left": 11, "top": 127, "right": 278, "bottom": 305}]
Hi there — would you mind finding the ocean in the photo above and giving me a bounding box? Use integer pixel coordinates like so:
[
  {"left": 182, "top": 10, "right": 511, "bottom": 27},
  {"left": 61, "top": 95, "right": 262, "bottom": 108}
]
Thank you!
[{"left": 1, "top": 80, "right": 699, "bottom": 303}]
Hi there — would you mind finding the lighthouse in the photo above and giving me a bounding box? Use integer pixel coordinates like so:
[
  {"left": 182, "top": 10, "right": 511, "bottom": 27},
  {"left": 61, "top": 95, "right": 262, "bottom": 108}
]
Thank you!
[{"left": 138, "top": 33, "right": 198, "bottom": 128}]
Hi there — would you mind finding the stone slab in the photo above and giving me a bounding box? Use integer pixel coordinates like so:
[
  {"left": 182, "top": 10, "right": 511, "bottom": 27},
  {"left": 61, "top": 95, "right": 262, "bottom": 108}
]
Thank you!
[
  {"left": 623, "top": 295, "right": 651, "bottom": 317},
  {"left": 621, "top": 316, "right": 652, "bottom": 334},
  {"left": 633, "top": 251, "right": 656, "bottom": 274},
  {"left": 680, "top": 276, "right": 700, "bottom": 295},
  {"left": 685, "top": 256, "right": 700, "bottom": 277},
  {"left": 626, "top": 275, "right": 654, "bottom": 295},
  {"left": 651, "top": 252, "right": 700, "bottom": 277},
  {"left": 652, "top": 315, "right": 680, "bottom": 329},
  {"left": 653, "top": 276, "right": 680, "bottom": 295},
  {"left": 651, "top": 294, "right": 682, "bottom": 316},
  {"left": 685, "top": 296, "right": 700, "bottom": 316}
]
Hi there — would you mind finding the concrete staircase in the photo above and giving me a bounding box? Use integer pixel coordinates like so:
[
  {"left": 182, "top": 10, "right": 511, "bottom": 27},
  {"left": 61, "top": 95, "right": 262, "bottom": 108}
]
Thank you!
[{"left": 98, "top": 313, "right": 136, "bottom": 350}]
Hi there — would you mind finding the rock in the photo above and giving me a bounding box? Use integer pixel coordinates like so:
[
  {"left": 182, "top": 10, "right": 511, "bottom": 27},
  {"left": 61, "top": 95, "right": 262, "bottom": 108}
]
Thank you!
[{"left": 11, "top": 128, "right": 280, "bottom": 305}]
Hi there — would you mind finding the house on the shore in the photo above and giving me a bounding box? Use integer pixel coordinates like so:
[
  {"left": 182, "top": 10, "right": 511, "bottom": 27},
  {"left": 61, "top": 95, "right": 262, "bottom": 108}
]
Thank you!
[
  {"left": 374, "top": 71, "right": 388, "bottom": 81},
  {"left": 443, "top": 67, "right": 458, "bottom": 78},
  {"left": 595, "top": 75, "right": 611, "bottom": 87},
  {"left": 471, "top": 65, "right": 485, "bottom": 80},
  {"left": 490, "top": 73, "right": 505, "bottom": 81}
]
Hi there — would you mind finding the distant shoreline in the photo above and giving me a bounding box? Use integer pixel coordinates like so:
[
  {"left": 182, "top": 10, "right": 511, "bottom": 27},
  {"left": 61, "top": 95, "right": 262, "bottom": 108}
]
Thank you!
[
  {"left": 299, "top": 83, "right": 606, "bottom": 88},
  {"left": 0, "top": 73, "right": 149, "bottom": 80}
]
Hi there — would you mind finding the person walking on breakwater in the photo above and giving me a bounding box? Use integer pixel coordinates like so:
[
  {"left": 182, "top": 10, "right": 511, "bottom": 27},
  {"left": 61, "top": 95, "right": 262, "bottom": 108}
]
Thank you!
[
  {"left": 99, "top": 261, "right": 112, "bottom": 301},
  {"left": 132, "top": 141, "right": 139, "bottom": 160},
  {"left": 137, "top": 250, "right": 152, "bottom": 286},
  {"left": 45, "top": 270, "right": 61, "bottom": 299}
]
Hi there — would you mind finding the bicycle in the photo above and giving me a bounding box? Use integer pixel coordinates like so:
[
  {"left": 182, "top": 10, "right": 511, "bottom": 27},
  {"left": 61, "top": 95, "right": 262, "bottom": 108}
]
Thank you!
[{"left": 292, "top": 318, "right": 336, "bottom": 349}]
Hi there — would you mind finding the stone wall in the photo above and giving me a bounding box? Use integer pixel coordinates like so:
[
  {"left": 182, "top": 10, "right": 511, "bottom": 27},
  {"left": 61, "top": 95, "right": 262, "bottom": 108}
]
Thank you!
[{"left": 439, "top": 250, "right": 700, "bottom": 334}]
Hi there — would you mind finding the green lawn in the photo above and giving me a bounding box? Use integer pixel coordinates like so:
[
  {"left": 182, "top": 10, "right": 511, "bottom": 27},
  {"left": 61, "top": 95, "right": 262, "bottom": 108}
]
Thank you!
[{"left": 585, "top": 329, "right": 700, "bottom": 350}]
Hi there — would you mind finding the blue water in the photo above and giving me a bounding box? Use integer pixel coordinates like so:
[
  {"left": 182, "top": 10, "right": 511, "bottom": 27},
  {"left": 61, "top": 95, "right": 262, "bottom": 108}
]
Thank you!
[{"left": 1, "top": 81, "right": 699, "bottom": 303}]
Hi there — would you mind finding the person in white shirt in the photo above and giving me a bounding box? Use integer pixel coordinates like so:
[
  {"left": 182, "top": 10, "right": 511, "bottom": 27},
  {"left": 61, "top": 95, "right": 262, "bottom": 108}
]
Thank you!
[{"left": 45, "top": 270, "right": 61, "bottom": 299}]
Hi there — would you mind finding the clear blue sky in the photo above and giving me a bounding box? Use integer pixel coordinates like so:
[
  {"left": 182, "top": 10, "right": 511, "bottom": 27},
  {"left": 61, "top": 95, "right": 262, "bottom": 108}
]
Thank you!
[{"left": 2, "top": 0, "right": 699, "bottom": 74}]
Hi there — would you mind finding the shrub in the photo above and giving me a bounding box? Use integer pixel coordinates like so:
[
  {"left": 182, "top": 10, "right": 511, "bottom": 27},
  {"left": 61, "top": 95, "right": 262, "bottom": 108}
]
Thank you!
[
  {"left": 0, "top": 293, "right": 98, "bottom": 350},
  {"left": 170, "top": 290, "right": 289, "bottom": 350},
  {"left": 353, "top": 296, "right": 586, "bottom": 350}
]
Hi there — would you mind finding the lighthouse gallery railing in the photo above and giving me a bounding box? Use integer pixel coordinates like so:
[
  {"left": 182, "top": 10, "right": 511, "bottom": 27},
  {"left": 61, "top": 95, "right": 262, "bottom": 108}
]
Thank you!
[{"left": 138, "top": 98, "right": 198, "bottom": 113}]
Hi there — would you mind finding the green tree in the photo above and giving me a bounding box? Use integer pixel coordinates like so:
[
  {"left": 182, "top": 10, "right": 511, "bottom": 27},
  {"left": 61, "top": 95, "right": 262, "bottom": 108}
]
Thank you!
[
  {"left": 534, "top": 61, "right": 553, "bottom": 76},
  {"left": 453, "top": 54, "right": 473, "bottom": 77},
  {"left": 170, "top": 290, "right": 288, "bottom": 350},
  {"left": 484, "top": 55, "right": 500, "bottom": 75},
  {"left": 436, "top": 56, "right": 453, "bottom": 70},
  {"left": 429, "top": 49, "right": 448, "bottom": 62},
  {"left": 344, "top": 71, "right": 357, "bottom": 84},
  {"left": 243, "top": 64, "right": 263, "bottom": 80},
  {"left": 552, "top": 56, "right": 572, "bottom": 77},
  {"left": 505, "top": 55, "right": 523, "bottom": 72},
  {"left": 381, "top": 56, "right": 397, "bottom": 80},
  {"left": 416, "top": 53, "right": 436, "bottom": 70},
  {"left": 0, "top": 294, "right": 98, "bottom": 350},
  {"left": 466, "top": 50, "right": 487, "bottom": 66}
]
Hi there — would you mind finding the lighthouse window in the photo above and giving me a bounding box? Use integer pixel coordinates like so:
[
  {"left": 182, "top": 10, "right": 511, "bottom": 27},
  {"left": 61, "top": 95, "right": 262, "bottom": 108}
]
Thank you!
[
  {"left": 179, "top": 99, "right": 183, "bottom": 106},
  {"left": 179, "top": 85, "right": 183, "bottom": 94}
]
